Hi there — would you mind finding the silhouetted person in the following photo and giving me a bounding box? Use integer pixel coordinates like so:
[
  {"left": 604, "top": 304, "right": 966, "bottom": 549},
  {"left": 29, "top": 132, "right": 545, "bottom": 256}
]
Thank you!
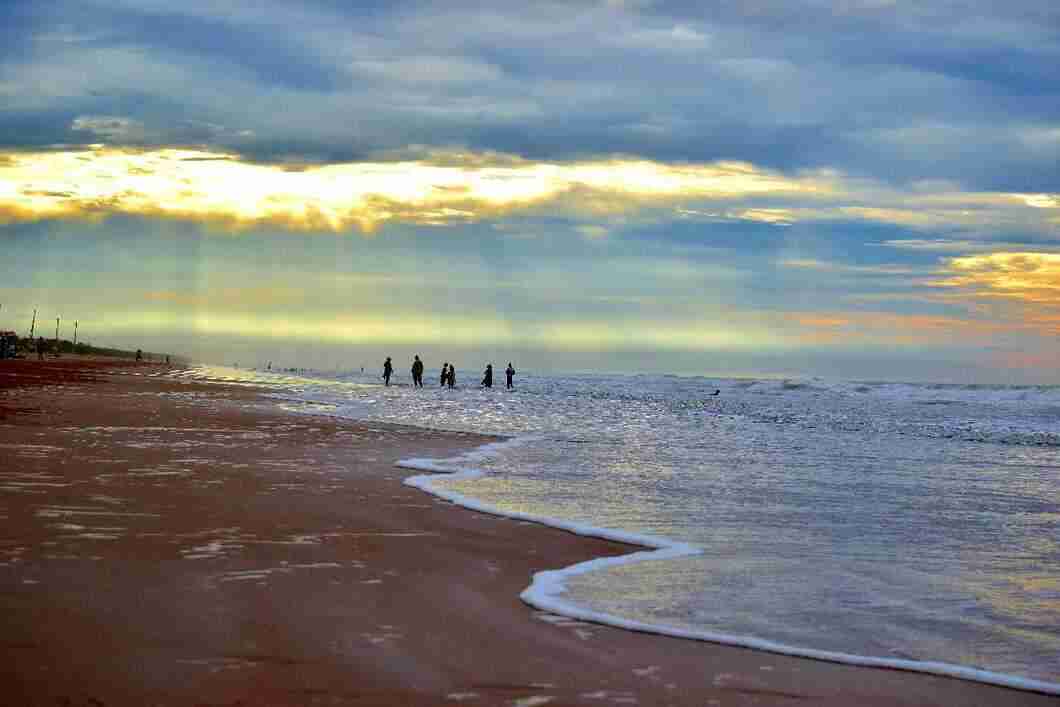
[
  {"left": 481, "top": 363, "right": 493, "bottom": 388},
  {"left": 411, "top": 355, "right": 424, "bottom": 387},
  {"left": 447, "top": 364, "right": 456, "bottom": 389},
  {"left": 382, "top": 356, "right": 393, "bottom": 386},
  {"left": 135, "top": 348, "right": 143, "bottom": 362},
  {"left": 440, "top": 363, "right": 449, "bottom": 387},
  {"left": 505, "top": 362, "right": 515, "bottom": 389},
  {"left": 36, "top": 336, "right": 45, "bottom": 360}
]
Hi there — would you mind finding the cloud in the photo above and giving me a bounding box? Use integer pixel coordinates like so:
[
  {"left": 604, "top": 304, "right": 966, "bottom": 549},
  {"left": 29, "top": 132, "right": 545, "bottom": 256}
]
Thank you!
[
  {"left": 775, "top": 248, "right": 1060, "bottom": 345},
  {"left": 619, "top": 23, "right": 710, "bottom": 50},
  {"left": 1, "top": 0, "right": 1057, "bottom": 190},
  {"left": 94, "top": 305, "right": 784, "bottom": 352},
  {"left": 675, "top": 206, "right": 794, "bottom": 225},
  {"left": 576, "top": 224, "right": 610, "bottom": 240},
  {"left": 788, "top": 310, "right": 1019, "bottom": 346},
  {"left": 778, "top": 258, "right": 922, "bottom": 276},
  {"left": 71, "top": 116, "right": 146, "bottom": 141},
  {"left": 932, "top": 252, "right": 1060, "bottom": 302},
  {"left": 0, "top": 146, "right": 830, "bottom": 232},
  {"left": 144, "top": 286, "right": 303, "bottom": 308},
  {"left": 924, "top": 251, "right": 1060, "bottom": 335},
  {"left": 350, "top": 56, "right": 503, "bottom": 84},
  {"left": 1, "top": 146, "right": 1055, "bottom": 239},
  {"left": 878, "top": 239, "right": 1060, "bottom": 254}
]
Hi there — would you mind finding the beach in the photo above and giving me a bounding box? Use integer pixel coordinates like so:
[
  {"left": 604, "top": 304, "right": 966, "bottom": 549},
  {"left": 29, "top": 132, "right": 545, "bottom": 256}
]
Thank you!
[{"left": 0, "top": 359, "right": 1055, "bottom": 706}]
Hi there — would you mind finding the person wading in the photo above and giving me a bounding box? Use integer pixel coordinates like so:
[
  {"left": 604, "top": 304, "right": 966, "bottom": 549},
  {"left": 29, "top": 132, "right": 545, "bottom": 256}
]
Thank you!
[
  {"left": 382, "top": 356, "right": 393, "bottom": 386},
  {"left": 411, "top": 355, "right": 424, "bottom": 387}
]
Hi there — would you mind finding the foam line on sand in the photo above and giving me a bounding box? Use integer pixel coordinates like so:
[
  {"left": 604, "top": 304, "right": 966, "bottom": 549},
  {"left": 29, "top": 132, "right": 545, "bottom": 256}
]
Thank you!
[{"left": 398, "top": 439, "right": 1060, "bottom": 697}]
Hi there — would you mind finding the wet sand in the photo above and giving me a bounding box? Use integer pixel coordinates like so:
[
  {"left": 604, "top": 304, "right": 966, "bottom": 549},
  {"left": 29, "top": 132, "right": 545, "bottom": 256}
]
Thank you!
[{"left": 0, "top": 358, "right": 1054, "bottom": 706}]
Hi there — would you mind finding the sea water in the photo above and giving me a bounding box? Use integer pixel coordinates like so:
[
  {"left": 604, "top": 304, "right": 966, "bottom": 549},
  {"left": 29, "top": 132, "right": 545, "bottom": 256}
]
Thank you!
[{"left": 179, "top": 365, "right": 1060, "bottom": 692}]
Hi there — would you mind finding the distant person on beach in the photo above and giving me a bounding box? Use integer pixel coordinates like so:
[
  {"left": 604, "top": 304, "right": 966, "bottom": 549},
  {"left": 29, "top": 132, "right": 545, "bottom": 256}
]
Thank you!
[
  {"left": 411, "top": 355, "right": 424, "bottom": 387},
  {"left": 447, "top": 364, "right": 455, "bottom": 389},
  {"left": 382, "top": 356, "right": 393, "bottom": 386},
  {"left": 440, "top": 363, "right": 449, "bottom": 387},
  {"left": 135, "top": 349, "right": 143, "bottom": 362},
  {"left": 36, "top": 336, "right": 45, "bottom": 360},
  {"left": 505, "top": 362, "right": 515, "bottom": 389},
  {"left": 481, "top": 363, "right": 493, "bottom": 388}
]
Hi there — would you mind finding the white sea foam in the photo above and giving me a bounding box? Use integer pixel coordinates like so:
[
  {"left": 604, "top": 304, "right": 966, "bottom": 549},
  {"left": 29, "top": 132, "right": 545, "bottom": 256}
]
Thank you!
[{"left": 400, "top": 440, "right": 1060, "bottom": 697}]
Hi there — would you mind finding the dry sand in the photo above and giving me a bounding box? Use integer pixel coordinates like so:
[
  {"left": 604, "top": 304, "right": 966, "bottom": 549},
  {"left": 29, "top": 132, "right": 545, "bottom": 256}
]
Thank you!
[{"left": 0, "top": 358, "right": 1054, "bottom": 706}]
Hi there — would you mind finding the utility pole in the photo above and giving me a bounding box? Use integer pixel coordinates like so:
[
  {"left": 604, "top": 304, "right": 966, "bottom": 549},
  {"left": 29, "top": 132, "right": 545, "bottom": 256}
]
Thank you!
[
  {"left": 73, "top": 320, "right": 78, "bottom": 348},
  {"left": 55, "top": 317, "right": 60, "bottom": 358},
  {"left": 29, "top": 308, "right": 37, "bottom": 340}
]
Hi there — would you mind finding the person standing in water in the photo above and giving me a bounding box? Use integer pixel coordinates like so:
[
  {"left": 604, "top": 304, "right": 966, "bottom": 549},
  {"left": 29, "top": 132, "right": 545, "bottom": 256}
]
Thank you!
[
  {"left": 382, "top": 356, "right": 393, "bottom": 386},
  {"left": 411, "top": 355, "right": 424, "bottom": 387},
  {"left": 440, "top": 363, "right": 448, "bottom": 387},
  {"left": 447, "top": 364, "right": 456, "bottom": 389},
  {"left": 505, "top": 362, "right": 515, "bottom": 389},
  {"left": 481, "top": 363, "right": 493, "bottom": 388}
]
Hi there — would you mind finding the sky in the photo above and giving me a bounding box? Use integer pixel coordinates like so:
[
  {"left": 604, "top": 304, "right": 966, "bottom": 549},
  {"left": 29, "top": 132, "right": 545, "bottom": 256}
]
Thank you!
[{"left": 1, "top": 0, "right": 1058, "bottom": 382}]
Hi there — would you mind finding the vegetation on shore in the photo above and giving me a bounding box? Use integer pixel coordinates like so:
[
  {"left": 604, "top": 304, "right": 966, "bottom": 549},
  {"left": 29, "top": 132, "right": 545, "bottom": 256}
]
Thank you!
[{"left": 3, "top": 335, "right": 184, "bottom": 363}]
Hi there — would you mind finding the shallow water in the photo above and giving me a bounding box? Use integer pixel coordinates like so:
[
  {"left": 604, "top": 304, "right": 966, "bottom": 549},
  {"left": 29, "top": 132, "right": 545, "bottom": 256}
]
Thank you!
[{"left": 180, "top": 365, "right": 1060, "bottom": 690}]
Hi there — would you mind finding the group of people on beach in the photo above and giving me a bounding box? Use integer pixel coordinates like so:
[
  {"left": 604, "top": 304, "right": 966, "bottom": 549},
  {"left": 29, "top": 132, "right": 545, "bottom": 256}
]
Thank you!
[{"left": 382, "top": 356, "right": 515, "bottom": 390}]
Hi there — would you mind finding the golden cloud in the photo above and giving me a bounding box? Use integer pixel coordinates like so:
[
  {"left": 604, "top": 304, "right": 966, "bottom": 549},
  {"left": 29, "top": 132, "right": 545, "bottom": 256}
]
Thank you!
[
  {"left": 2, "top": 146, "right": 1054, "bottom": 236},
  {"left": 919, "top": 251, "right": 1060, "bottom": 336},
  {"left": 932, "top": 252, "right": 1060, "bottom": 302},
  {"left": 0, "top": 146, "right": 826, "bottom": 233},
  {"left": 789, "top": 310, "right": 1017, "bottom": 345}
]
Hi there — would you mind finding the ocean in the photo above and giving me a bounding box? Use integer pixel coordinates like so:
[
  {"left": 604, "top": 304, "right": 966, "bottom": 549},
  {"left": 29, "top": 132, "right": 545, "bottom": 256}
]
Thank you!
[{"left": 179, "top": 364, "right": 1060, "bottom": 694}]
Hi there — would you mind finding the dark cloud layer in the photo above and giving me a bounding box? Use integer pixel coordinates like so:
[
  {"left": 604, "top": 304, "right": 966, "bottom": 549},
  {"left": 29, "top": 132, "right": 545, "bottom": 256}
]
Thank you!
[{"left": 1, "top": 1, "right": 1057, "bottom": 188}]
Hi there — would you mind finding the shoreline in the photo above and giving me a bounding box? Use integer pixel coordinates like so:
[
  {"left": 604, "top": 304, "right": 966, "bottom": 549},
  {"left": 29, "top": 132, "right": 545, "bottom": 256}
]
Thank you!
[
  {"left": 1, "top": 358, "right": 1055, "bottom": 706},
  {"left": 399, "top": 443, "right": 1060, "bottom": 697}
]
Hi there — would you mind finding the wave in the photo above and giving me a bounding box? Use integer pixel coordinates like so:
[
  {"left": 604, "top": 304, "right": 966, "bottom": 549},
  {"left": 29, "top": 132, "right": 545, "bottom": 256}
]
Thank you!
[{"left": 398, "top": 439, "right": 1060, "bottom": 697}]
